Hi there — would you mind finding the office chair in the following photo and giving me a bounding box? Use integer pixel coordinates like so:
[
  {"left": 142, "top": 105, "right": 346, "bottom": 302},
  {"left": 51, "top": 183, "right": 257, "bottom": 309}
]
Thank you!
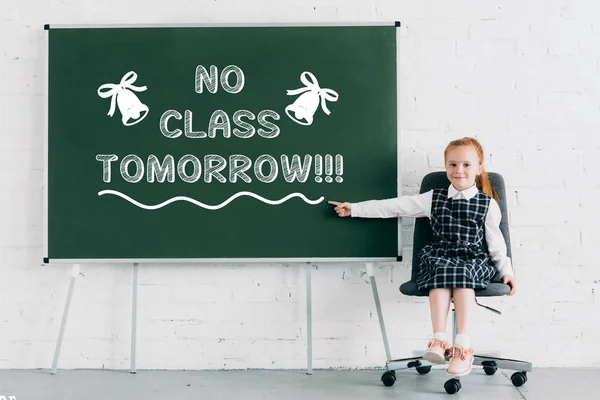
[{"left": 377, "top": 171, "right": 532, "bottom": 394}]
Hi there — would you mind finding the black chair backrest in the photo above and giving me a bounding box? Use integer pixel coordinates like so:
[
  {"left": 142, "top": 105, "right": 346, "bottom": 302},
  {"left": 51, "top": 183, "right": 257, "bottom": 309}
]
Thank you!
[{"left": 410, "top": 171, "right": 512, "bottom": 282}]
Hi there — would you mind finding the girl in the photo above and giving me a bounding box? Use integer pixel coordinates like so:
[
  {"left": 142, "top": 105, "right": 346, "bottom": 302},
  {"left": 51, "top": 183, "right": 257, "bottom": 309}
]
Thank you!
[{"left": 328, "top": 137, "right": 516, "bottom": 377}]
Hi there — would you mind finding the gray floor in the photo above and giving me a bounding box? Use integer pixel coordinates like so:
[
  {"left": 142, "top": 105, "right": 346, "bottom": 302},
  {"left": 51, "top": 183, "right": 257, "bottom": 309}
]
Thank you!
[{"left": 0, "top": 367, "right": 593, "bottom": 399}]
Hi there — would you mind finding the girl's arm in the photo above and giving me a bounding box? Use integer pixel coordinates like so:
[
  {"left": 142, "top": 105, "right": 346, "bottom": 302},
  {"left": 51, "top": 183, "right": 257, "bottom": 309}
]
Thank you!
[
  {"left": 485, "top": 199, "right": 515, "bottom": 279},
  {"left": 350, "top": 190, "right": 433, "bottom": 219}
]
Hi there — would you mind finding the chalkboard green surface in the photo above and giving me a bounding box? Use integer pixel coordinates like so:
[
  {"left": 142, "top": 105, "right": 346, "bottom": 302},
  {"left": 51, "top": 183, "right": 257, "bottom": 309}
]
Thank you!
[{"left": 45, "top": 23, "right": 399, "bottom": 262}]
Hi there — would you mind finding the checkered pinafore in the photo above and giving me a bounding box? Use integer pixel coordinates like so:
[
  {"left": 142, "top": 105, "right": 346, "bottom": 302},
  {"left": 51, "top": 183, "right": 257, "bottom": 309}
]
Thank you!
[{"left": 416, "top": 188, "right": 498, "bottom": 290}]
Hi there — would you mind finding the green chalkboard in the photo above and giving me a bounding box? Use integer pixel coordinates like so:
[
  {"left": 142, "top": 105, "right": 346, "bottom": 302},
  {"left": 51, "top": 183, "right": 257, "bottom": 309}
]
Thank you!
[{"left": 45, "top": 23, "right": 400, "bottom": 262}]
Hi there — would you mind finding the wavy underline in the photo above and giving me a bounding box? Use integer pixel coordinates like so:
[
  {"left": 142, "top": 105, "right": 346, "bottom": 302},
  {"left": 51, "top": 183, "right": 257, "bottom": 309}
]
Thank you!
[{"left": 97, "top": 190, "right": 325, "bottom": 210}]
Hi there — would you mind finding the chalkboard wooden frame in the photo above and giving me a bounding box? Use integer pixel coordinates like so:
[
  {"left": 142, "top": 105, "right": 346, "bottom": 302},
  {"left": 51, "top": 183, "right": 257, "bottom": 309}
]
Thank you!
[{"left": 43, "top": 22, "right": 402, "bottom": 264}]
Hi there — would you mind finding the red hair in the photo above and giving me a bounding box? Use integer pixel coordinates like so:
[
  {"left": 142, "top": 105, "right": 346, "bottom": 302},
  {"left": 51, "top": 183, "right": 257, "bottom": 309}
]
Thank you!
[{"left": 444, "top": 137, "right": 499, "bottom": 201}]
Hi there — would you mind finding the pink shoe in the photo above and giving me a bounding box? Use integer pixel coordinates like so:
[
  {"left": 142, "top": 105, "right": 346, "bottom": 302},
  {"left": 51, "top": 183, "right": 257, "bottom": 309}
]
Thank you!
[
  {"left": 446, "top": 345, "right": 475, "bottom": 376},
  {"left": 423, "top": 338, "right": 449, "bottom": 364}
]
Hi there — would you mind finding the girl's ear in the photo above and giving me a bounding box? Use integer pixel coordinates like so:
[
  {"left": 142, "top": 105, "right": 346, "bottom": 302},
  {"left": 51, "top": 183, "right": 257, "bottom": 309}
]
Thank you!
[{"left": 477, "top": 163, "right": 484, "bottom": 175}]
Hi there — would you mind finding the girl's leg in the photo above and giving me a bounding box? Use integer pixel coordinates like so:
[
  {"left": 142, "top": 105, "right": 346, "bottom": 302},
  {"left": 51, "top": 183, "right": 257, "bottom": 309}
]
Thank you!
[
  {"left": 423, "top": 288, "right": 452, "bottom": 364},
  {"left": 452, "top": 288, "right": 475, "bottom": 336},
  {"left": 429, "top": 288, "right": 452, "bottom": 333},
  {"left": 447, "top": 288, "right": 476, "bottom": 376}
]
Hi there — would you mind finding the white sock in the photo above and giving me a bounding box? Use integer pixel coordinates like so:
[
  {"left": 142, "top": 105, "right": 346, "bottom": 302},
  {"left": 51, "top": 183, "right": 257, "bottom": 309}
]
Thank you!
[
  {"left": 433, "top": 332, "right": 447, "bottom": 342},
  {"left": 454, "top": 334, "right": 470, "bottom": 348}
]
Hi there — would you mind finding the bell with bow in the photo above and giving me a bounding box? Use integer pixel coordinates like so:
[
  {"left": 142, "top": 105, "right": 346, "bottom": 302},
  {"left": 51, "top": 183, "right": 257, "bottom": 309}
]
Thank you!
[
  {"left": 285, "top": 71, "right": 339, "bottom": 126},
  {"left": 98, "top": 71, "right": 149, "bottom": 126}
]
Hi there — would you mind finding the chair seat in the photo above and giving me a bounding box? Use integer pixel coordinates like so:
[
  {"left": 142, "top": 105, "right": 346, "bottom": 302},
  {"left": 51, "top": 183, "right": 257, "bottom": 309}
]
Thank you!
[{"left": 399, "top": 280, "right": 511, "bottom": 297}]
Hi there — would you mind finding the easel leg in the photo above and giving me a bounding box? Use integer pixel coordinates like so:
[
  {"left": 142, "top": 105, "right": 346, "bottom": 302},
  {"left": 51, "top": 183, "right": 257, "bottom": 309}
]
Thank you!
[
  {"left": 366, "top": 263, "right": 392, "bottom": 362},
  {"left": 51, "top": 264, "right": 79, "bottom": 374},
  {"left": 306, "top": 262, "right": 313, "bottom": 375},
  {"left": 131, "top": 262, "right": 138, "bottom": 374}
]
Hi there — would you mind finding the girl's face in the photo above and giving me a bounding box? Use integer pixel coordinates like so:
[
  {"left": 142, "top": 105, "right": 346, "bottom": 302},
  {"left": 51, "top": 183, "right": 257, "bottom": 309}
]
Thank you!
[{"left": 445, "top": 145, "right": 483, "bottom": 191}]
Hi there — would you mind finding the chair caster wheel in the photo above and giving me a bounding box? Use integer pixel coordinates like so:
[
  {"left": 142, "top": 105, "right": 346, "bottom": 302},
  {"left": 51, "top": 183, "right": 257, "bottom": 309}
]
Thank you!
[
  {"left": 511, "top": 371, "right": 528, "bottom": 387},
  {"left": 416, "top": 366, "right": 431, "bottom": 375},
  {"left": 381, "top": 370, "right": 396, "bottom": 387},
  {"left": 444, "top": 377, "right": 462, "bottom": 394},
  {"left": 484, "top": 366, "right": 497, "bottom": 375},
  {"left": 482, "top": 360, "right": 498, "bottom": 375}
]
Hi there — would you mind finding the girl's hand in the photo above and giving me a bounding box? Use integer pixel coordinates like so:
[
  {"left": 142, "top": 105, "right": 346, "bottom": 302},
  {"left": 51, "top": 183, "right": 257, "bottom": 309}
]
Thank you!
[
  {"left": 328, "top": 201, "right": 352, "bottom": 217},
  {"left": 502, "top": 275, "right": 517, "bottom": 296}
]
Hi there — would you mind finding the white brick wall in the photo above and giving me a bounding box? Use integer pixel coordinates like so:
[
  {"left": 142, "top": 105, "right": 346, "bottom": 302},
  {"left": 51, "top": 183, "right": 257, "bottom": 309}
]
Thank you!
[{"left": 1, "top": 0, "right": 599, "bottom": 370}]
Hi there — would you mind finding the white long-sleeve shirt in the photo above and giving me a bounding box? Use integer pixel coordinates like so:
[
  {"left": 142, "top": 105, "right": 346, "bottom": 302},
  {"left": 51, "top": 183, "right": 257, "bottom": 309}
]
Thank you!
[{"left": 351, "top": 184, "right": 514, "bottom": 279}]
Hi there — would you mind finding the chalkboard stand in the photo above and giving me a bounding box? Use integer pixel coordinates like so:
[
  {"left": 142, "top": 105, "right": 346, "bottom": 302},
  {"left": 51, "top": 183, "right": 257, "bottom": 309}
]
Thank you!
[
  {"left": 50, "top": 261, "right": 321, "bottom": 374},
  {"left": 131, "top": 262, "right": 139, "bottom": 374},
  {"left": 366, "top": 263, "right": 392, "bottom": 362},
  {"left": 51, "top": 264, "right": 79, "bottom": 374},
  {"left": 49, "top": 260, "right": 397, "bottom": 374},
  {"left": 305, "top": 262, "right": 313, "bottom": 374},
  {"left": 51, "top": 263, "right": 141, "bottom": 375}
]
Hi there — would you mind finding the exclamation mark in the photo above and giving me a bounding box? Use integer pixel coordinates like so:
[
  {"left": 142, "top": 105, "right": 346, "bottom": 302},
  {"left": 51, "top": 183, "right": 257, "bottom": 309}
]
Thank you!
[
  {"left": 325, "top": 154, "right": 333, "bottom": 183},
  {"left": 314, "top": 154, "right": 323, "bottom": 183},
  {"left": 335, "top": 154, "right": 343, "bottom": 183}
]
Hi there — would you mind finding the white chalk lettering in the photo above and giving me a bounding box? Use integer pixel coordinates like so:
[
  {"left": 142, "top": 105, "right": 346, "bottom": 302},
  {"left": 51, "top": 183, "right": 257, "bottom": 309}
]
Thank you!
[
  {"left": 147, "top": 154, "right": 175, "bottom": 183},
  {"left": 229, "top": 155, "right": 252, "bottom": 183},
  {"left": 232, "top": 110, "right": 256, "bottom": 138},
  {"left": 195, "top": 65, "right": 245, "bottom": 94},
  {"left": 195, "top": 65, "right": 218, "bottom": 94},
  {"left": 97, "top": 154, "right": 343, "bottom": 184},
  {"left": 220, "top": 65, "right": 245, "bottom": 94},
  {"left": 177, "top": 155, "right": 202, "bottom": 183},
  {"left": 96, "top": 154, "right": 118, "bottom": 183},
  {"left": 120, "top": 155, "right": 144, "bottom": 183},
  {"left": 257, "top": 110, "right": 280, "bottom": 138},
  {"left": 160, "top": 109, "right": 279, "bottom": 139},
  {"left": 281, "top": 154, "right": 312, "bottom": 183},
  {"left": 208, "top": 110, "right": 231, "bottom": 138},
  {"left": 185, "top": 110, "right": 207, "bottom": 138},
  {"left": 204, "top": 155, "right": 227, "bottom": 183},
  {"left": 160, "top": 110, "right": 183, "bottom": 138},
  {"left": 254, "top": 155, "right": 278, "bottom": 183}
]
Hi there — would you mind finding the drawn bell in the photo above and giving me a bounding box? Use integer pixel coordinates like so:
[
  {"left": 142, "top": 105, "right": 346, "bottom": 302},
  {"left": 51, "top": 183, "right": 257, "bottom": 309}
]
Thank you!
[
  {"left": 118, "top": 89, "right": 149, "bottom": 126},
  {"left": 285, "top": 91, "right": 320, "bottom": 126}
]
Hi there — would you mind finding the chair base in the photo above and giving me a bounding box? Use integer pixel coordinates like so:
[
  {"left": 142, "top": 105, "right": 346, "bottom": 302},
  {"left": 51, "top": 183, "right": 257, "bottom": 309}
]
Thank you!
[
  {"left": 368, "top": 271, "right": 533, "bottom": 393},
  {"left": 385, "top": 353, "right": 532, "bottom": 373},
  {"left": 383, "top": 307, "right": 533, "bottom": 374}
]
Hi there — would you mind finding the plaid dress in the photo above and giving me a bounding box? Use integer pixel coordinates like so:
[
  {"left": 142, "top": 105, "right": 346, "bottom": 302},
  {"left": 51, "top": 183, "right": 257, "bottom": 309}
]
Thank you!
[{"left": 416, "top": 188, "right": 497, "bottom": 290}]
